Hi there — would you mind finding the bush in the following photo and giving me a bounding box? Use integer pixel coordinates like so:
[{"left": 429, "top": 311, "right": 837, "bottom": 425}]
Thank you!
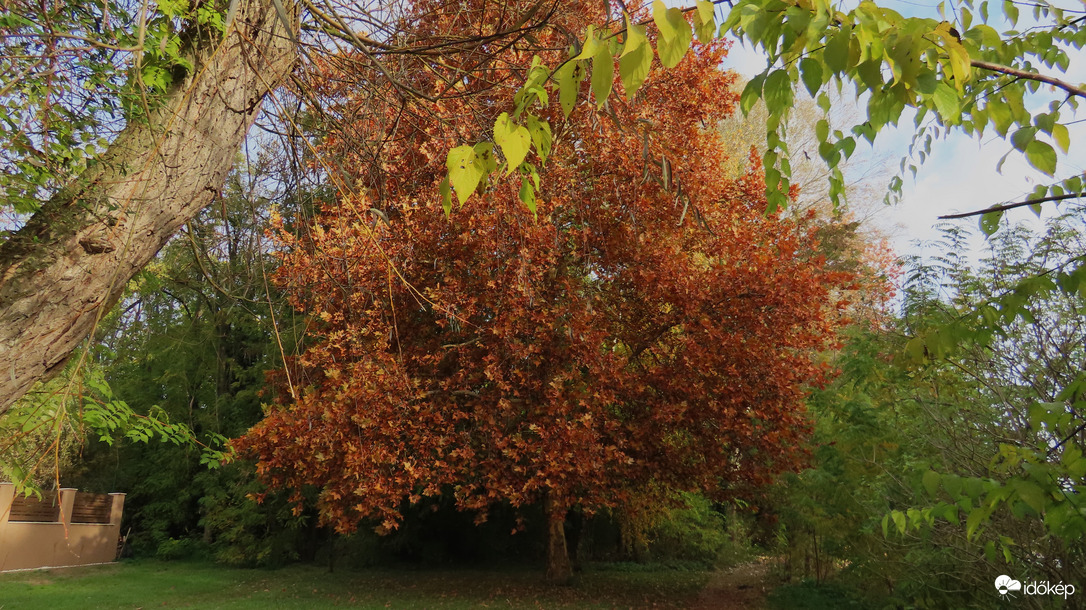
[
  {"left": 648, "top": 494, "right": 754, "bottom": 569},
  {"left": 154, "top": 537, "right": 210, "bottom": 561},
  {"left": 196, "top": 462, "right": 311, "bottom": 568},
  {"left": 768, "top": 581, "right": 876, "bottom": 610}
]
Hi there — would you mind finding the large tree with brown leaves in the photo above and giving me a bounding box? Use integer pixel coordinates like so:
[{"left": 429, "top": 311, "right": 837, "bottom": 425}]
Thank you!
[{"left": 237, "top": 0, "right": 856, "bottom": 582}]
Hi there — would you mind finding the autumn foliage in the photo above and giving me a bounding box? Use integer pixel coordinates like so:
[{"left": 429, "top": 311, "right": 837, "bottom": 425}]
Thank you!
[{"left": 236, "top": 0, "right": 856, "bottom": 577}]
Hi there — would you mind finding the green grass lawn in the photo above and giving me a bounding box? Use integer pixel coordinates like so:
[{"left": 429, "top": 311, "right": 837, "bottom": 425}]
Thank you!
[{"left": 0, "top": 560, "right": 710, "bottom": 609}]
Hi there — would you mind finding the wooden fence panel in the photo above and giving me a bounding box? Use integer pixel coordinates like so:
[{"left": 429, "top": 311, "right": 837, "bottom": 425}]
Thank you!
[
  {"left": 8, "top": 491, "right": 60, "bottom": 522},
  {"left": 71, "top": 493, "right": 112, "bottom": 524},
  {"left": 1, "top": 484, "right": 127, "bottom": 571}
]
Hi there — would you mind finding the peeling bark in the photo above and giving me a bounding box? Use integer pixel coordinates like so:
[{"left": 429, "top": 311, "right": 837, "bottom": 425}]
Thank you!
[{"left": 0, "top": 0, "right": 296, "bottom": 414}]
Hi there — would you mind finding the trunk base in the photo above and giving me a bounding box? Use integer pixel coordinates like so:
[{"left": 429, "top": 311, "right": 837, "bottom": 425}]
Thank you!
[{"left": 544, "top": 494, "right": 573, "bottom": 585}]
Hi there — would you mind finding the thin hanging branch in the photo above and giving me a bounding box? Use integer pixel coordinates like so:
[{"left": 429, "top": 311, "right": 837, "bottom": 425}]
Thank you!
[{"left": 939, "top": 191, "right": 1085, "bottom": 220}]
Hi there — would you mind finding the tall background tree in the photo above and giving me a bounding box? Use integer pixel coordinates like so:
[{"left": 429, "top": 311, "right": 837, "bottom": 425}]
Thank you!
[
  {"left": 0, "top": 0, "right": 296, "bottom": 411},
  {"left": 762, "top": 208, "right": 1086, "bottom": 608},
  {"left": 50, "top": 151, "right": 325, "bottom": 564}
]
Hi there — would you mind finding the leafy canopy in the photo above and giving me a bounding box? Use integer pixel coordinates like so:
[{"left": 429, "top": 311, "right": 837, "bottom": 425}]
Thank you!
[{"left": 443, "top": 0, "right": 1084, "bottom": 226}]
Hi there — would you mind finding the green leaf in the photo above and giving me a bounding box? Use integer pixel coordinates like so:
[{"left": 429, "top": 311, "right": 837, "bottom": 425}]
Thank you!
[
  {"left": 591, "top": 46, "right": 614, "bottom": 108},
  {"left": 141, "top": 64, "right": 170, "bottom": 92},
  {"left": 1052, "top": 124, "right": 1070, "bottom": 153},
  {"left": 1003, "top": 0, "right": 1019, "bottom": 26},
  {"left": 1024, "top": 140, "right": 1057, "bottom": 176},
  {"left": 980, "top": 209, "right": 1003, "bottom": 236},
  {"left": 157, "top": 0, "right": 190, "bottom": 18},
  {"left": 965, "top": 23, "right": 1000, "bottom": 47},
  {"left": 740, "top": 74, "right": 765, "bottom": 116},
  {"left": 915, "top": 69, "right": 937, "bottom": 94},
  {"left": 856, "top": 60, "right": 883, "bottom": 89},
  {"left": 619, "top": 18, "right": 653, "bottom": 99},
  {"left": 837, "top": 136, "right": 856, "bottom": 159},
  {"left": 966, "top": 508, "right": 986, "bottom": 540},
  {"left": 1013, "top": 479, "right": 1047, "bottom": 513},
  {"left": 654, "top": 1, "right": 693, "bottom": 68},
  {"left": 987, "top": 99, "right": 1013, "bottom": 136},
  {"left": 446, "top": 145, "right": 484, "bottom": 206},
  {"left": 766, "top": 190, "right": 787, "bottom": 214},
  {"left": 963, "top": 477, "right": 985, "bottom": 499},
  {"left": 6, "top": 465, "right": 28, "bottom": 487},
  {"left": 818, "top": 140, "right": 839, "bottom": 166},
  {"left": 653, "top": 2, "right": 675, "bottom": 39},
  {"left": 1033, "top": 112, "right": 1055, "bottom": 133},
  {"left": 932, "top": 82, "right": 960, "bottom": 121},
  {"left": 526, "top": 116, "right": 552, "bottom": 164},
  {"left": 923, "top": 470, "right": 941, "bottom": 496},
  {"left": 739, "top": 4, "right": 767, "bottom": 41},
  {"left": 494, "top": 112, "right": 531, "bottom": 174},
  {"left": 573, "top": 25, "right": 600, "bottom": 60},
  {"left": 523, "top": 162, "right": 541, "bottom": 191},
  {"left": 1010, "top": 126, "right": 1037, "bottom": 152},
  {"left": 474, "top": 142, "right": 497, "bottom": 174},
  {"left": 892, "top": 510, "right": 906, "bottom": 534},
  {"left": 19, "top": 414, "right": 39, "bottom": 433},
  {"left": 439, "top": 176, "right": 452, "bottom": 218},
  {"left": 765, "top": 167, "right": 781, "bottom": 190},
  {"left": 693, "top": 0, "right": 716, "bottom": 42},
  {"left": 621, "top": 13, "right": 647, "bottom": 58},
  {"left": 942, "top": 474, "right": 963, "bottom": 497},
  {"left": 763, "top": 70, "right": 793, "bottom": 115},
  {"left": 196, "top": 4, "right": 225, "bottom": 31},
  {"left": 555, "top": 60, "right": 585, "bottom": 118},
  {"left": 87, "top": 376, "right": 113, "bottom": 399},
  {"left": 824, "top": 27, "right": 851, "bottom": 74},
  {"left": 938, "top": 503, "right": 960, "bottom": 523},
  {"left": 519, "top": 177, "right": 537, "bottom": 216},
  {"left": 799, "top": 58, "right": 823, "bottom": 97},
  {"left": 1067, "top": 455, "right": 1086, "bottom": 480},
  {"left": 905, "top": 337, "right": 926, "bottom": 362},
  {"left": 947, "top": 44, "right": 971, "bottom": 87}
]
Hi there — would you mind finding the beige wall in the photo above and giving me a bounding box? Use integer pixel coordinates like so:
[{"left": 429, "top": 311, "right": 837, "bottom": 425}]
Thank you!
[{"left": 0, "top": 483, "right": 125, "bottom": 572}]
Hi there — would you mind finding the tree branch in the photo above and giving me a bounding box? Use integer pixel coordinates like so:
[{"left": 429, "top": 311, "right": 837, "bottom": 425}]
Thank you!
[
  {"left": 938, "top": 191, "right": 1085, "bottom": 220},
  {"left": 971, "top": 59, "right": 1086, "bottom": 99},
  {"left": 301, "top": 0, "right": 554, "bottom": 58}
]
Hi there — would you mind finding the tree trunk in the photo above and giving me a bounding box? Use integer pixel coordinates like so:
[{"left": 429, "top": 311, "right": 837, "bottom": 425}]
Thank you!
[
  {"left": 544, "top": 492, "right": 573, "bottom": 585},
  {"left": 0, "top": 0, "right": 296, "bottom": 414},
  {"left": 566, "top": 507, "right": 585, "bottom": 572}
]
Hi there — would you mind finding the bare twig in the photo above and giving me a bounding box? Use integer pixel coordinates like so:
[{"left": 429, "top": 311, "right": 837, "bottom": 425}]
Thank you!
[{"left": 939, "top": 191, "right": 1085, "bottom": 220}]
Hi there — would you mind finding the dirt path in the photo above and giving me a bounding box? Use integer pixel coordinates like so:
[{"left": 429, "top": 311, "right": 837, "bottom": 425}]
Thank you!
[{"left": 688, "top": 558, "right": 773, "bottom": 610}]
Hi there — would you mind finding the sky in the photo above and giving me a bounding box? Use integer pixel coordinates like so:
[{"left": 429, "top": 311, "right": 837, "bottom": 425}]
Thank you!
[{"left": 715, "top": 1, "right": 1086, "bottom": 261}]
